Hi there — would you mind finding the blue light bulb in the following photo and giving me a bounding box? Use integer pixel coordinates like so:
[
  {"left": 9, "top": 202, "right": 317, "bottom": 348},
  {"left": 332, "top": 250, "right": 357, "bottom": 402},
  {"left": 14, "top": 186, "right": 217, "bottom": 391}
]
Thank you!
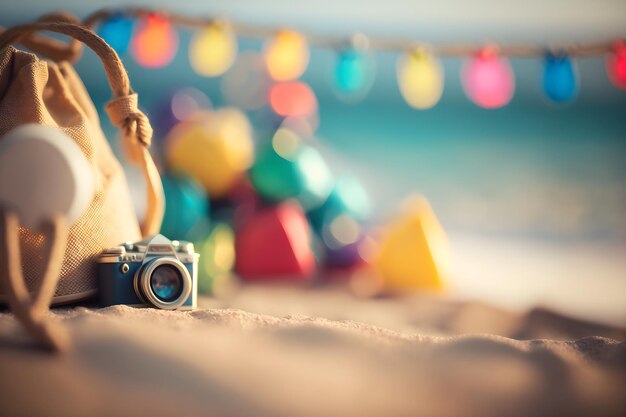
[
  {"left": 543, "top": 53, "right": 578, "bottom": 103},
  {"left": 333, "top": 48, "right": 374, "bottom": 102},
  {"left": 97, "top": 13, "right": 135, "bottom": 55}
]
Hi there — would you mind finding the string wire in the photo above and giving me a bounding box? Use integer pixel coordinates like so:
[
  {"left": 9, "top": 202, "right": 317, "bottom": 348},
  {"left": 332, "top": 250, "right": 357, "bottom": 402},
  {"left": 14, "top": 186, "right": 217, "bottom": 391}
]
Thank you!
[{"left": 84, "top": 7, "right": 622, "bottom": 58}]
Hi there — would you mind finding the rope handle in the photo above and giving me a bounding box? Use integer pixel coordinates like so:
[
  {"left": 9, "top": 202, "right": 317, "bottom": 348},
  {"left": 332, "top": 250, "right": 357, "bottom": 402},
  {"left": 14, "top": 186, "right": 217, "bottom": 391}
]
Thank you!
[{"left": 0, "top": 21, "right": 164, "bottom": 236}]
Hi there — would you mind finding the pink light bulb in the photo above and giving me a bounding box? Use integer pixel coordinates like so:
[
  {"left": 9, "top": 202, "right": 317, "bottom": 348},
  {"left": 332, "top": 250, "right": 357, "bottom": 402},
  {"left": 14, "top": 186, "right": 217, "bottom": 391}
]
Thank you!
[{"left": 461, "top": 48, "right": 515, "bottom": 108}]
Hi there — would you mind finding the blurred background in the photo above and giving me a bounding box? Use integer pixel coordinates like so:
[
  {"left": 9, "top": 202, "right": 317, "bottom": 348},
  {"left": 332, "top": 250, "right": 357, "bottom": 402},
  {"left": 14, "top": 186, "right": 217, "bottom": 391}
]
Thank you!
[{"left": 2, "top": 0, "right": 625, "bottom": 325}]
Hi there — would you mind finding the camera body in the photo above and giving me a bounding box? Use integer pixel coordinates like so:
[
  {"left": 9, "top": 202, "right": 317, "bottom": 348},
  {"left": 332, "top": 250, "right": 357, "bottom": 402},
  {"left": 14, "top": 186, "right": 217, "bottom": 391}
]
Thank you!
[{"left": 98, "top": 234, "right": 198, "bottom": 310}]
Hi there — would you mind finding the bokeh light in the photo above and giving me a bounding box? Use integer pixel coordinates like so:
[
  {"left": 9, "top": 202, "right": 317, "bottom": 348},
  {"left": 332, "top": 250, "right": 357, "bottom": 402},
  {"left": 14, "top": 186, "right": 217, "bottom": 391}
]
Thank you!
[
  {"left": 195, "top": 223, "right": 235, "bottom": 295},
  {"left": 130, "top": 13, "right": 179, "bottom": 68},
  {"left": 397, "top": 49, "right": 444, "bottom": 109},
  {"left": 461, "top": 47, "right": 515, "bottom": 108},
  {"left": 189, "top": 21, "right": 237, "bottom": 77},
  {"left": 543, "top": 53, "right": 578, "bottom": 103},
  {"left": 250, "top": 131, "right": 333, "bottom": 210},
  {"left": 221, "top": 51, "right": 271, "bottom": 110},
  {"left": 324, "top": 214, "right": 361, "bottom": 248},
  {"left": 97, "top": 13, "right": 134, "bottom": 55},
  {"left": 308, "top": 176, "right": 370, "bottom": 233},
  {"left": 264, "top": 30, "right": 309, "bottom": 81},
  {"left": 606, "top": 40, "right": 626, "bottom": 89},
  {"left": 152, "top": 88, "right": 211, "bottom": 139},
  {"left": 269, "top": 82, "right": 318, "bottom": 117}
]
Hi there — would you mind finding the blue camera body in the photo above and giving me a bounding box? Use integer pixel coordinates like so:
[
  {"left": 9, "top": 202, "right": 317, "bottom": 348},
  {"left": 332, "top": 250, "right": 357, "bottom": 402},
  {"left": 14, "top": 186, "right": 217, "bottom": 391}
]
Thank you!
[{"left": 98, "top": 234, "right": 198, "bottom": 310}]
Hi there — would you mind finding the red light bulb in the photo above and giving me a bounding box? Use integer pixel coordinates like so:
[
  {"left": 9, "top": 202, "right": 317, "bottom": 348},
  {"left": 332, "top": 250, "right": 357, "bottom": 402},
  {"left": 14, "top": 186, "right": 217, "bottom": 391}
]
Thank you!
[{"left": 606, "top": 40, "right": 626, "bottom": 89}]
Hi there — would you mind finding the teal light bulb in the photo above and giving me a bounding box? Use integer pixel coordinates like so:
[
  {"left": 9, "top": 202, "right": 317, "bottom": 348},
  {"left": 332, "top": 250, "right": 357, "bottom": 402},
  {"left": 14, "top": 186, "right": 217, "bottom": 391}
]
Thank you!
[{"left": 333, "top": 48, "right": 374, "bottom": 102}]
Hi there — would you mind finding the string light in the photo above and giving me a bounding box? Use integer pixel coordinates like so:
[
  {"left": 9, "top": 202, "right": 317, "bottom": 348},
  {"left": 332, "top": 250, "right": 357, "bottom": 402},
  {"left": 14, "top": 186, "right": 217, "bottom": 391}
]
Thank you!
[
  {"left": 543, "top": 53, "right": 578, "bottom": 103},
  {"left": 397, "top": 48, "right": 444, "bottom": 110},
  {"left": 462, "top": 46, "right": 515, "bottom": 109},
  {"left": 264, "top": 30, "right": 310, "bottom": 81},
  {"left": 97, "top": 12, "right": 134, "bottom": 55},
  {"left": 606, "top": 40, "right": 626, "bottom": 89},
  {"left": 130, "top": 13, "right": 179, "bottom": 68},
  {"left": 332, "top": 34, "right": 375, "bottom": 102},
  {"left": 189, "top": 21, "right": 237, "bottom": 77},
  {"left": 78, "top": 8, "right": 626, "bottom": 109}
]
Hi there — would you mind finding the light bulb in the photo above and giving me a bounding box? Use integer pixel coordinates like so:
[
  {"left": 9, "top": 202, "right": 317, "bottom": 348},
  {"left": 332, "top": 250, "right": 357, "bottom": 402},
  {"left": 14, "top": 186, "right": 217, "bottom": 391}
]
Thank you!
[
  {"left": 97, "top": 13, "right": 134, "bottom": 55},
  {"left": 606, "top": 40, "right": 626, "bottom": 89},
  {"left": 461, "top": 47, "right": 514, "bottom": 108},
  {"left": 269, "top": 82, "right": 317, "bottom": 117},
  {"left": 264, "top": 30, "right": 309, "bottom": 81},
  {"left": 543, "top": 53, "right": 578, "bottom": 103},
  {"left": 333, "top": 34, "right": 375, "bottom": 102},
  {"left": 397, "top": 49, "right": 444, "bottom": 109},
  {"left": 189, "top": 21, "right": 237, "bottom": 77},
  {"left": 130, "top": 13, "right": 178, "bottom": 68}
]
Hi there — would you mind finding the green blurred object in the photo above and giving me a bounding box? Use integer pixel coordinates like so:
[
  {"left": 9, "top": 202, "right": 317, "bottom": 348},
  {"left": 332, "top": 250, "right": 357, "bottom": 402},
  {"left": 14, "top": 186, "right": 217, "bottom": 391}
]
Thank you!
[
  {"left": 249, "top": 141, "right": 333, "bottom": 210},
  {"left": 308, "top": 176, "right": 370, "bottom": 232},
  {"left": 194, "top": 222, "right": 236, "bottom": 295},
  {"left": 160, "top": 172, "right": 210, "bottom": 239}
]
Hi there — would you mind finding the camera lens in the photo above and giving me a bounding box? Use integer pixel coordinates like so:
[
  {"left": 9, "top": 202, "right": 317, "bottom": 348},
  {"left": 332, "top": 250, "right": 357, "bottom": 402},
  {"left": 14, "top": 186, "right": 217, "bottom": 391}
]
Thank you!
[
  {"left": 149, "top": 265, "right": 183, "bottom": 302},
  {"left": 135, "top": 257, "right": 192, "bottom": 309}
]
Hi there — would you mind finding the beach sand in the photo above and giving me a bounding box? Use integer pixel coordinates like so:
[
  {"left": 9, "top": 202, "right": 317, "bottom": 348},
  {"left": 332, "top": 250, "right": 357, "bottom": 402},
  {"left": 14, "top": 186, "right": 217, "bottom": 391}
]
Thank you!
[{"left": 0, "top": 286, "right": 625, "bottom": 417}]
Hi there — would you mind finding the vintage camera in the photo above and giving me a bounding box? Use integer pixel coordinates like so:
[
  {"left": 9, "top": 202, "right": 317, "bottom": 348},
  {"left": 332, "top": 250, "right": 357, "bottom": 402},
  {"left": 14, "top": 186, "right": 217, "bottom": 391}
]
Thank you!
[{"left": 98, "top": 234, "right": 198, "bottom": 310}]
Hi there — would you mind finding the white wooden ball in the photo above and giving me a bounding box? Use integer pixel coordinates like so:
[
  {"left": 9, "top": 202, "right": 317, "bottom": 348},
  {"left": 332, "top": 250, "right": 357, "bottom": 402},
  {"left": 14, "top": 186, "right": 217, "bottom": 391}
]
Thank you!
[{"left": 0, "top": 124, "right": 95, "bottom": 231}]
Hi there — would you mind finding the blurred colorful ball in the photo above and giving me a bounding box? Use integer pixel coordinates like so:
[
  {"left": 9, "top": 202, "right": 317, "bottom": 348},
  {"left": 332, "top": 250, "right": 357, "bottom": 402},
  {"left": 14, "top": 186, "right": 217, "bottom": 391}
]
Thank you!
[
  {"left": 264, "top": 30, "right": 309, "bottom": 81},
  {"left": 543, "top": 53, "right": 578, "bottom": 103},
  {"left": 131, "top": 13, "right": 178, "bottom": 68},
  {"left": 189, "top": 21, "right": 237, "bottom": 77},
  {"left": 166, "top": 109, "right": 254, "bottom": 198},
  {"left": 160, "top": 172, "right": 210, "bottom": 239},
  {"left": 249, "top": 129, "right": 333, "bottom": 210},
  {"left": 195, "top": 222, "right": 236, "bottom": 295},
  {"left": 97, "top": 13, "right": 134, "bottom": 55},
  {"left": 461, "top": 47, "right": 514, "bottom": 109}
]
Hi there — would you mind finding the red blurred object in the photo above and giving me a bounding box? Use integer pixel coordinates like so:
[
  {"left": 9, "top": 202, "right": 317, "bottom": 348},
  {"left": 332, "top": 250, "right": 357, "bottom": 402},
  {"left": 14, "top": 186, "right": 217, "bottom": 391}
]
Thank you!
[
  {"left": 235, "top": 201, "right": 315, "bottom": 280},
  {"left": 269, "top": 82, "right": 317, "bottom": 117},
  {"left": 606, "top": 40, "right": 626, "bottom": 89},
  {"left": 130, "top": 13, "right": 178, "bottom": 68}
]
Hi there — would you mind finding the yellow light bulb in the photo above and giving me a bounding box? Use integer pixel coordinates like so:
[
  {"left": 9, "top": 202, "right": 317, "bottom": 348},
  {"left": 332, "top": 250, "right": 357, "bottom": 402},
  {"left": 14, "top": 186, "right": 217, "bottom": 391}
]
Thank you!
[
  {"left": 264, "top": 30, "right": 309, "bottom": 81},
  {"left": 397, "top": 49, "right": 444, "bottom": 109},
  {"left": 189, "top": 22, "right": 237, "bottom": 77}
]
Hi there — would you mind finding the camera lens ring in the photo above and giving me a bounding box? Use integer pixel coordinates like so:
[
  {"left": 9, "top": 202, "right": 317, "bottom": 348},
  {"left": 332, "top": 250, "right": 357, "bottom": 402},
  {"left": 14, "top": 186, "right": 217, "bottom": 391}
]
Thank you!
[{"left": 134, "top": 258, "right": 192, "bottom": 309}]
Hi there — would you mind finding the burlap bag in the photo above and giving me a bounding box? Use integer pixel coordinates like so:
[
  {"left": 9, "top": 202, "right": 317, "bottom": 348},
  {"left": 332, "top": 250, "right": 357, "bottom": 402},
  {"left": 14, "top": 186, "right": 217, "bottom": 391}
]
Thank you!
[{"left": 0, "top": 19, "right": 164, "bottom": 351}]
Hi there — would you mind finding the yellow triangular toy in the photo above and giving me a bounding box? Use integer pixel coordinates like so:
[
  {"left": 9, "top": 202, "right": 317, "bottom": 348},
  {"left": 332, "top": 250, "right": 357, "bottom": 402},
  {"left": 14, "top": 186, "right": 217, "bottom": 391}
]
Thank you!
[{"left": 373, "top": 195, "right": 450, "bottom": 292}]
